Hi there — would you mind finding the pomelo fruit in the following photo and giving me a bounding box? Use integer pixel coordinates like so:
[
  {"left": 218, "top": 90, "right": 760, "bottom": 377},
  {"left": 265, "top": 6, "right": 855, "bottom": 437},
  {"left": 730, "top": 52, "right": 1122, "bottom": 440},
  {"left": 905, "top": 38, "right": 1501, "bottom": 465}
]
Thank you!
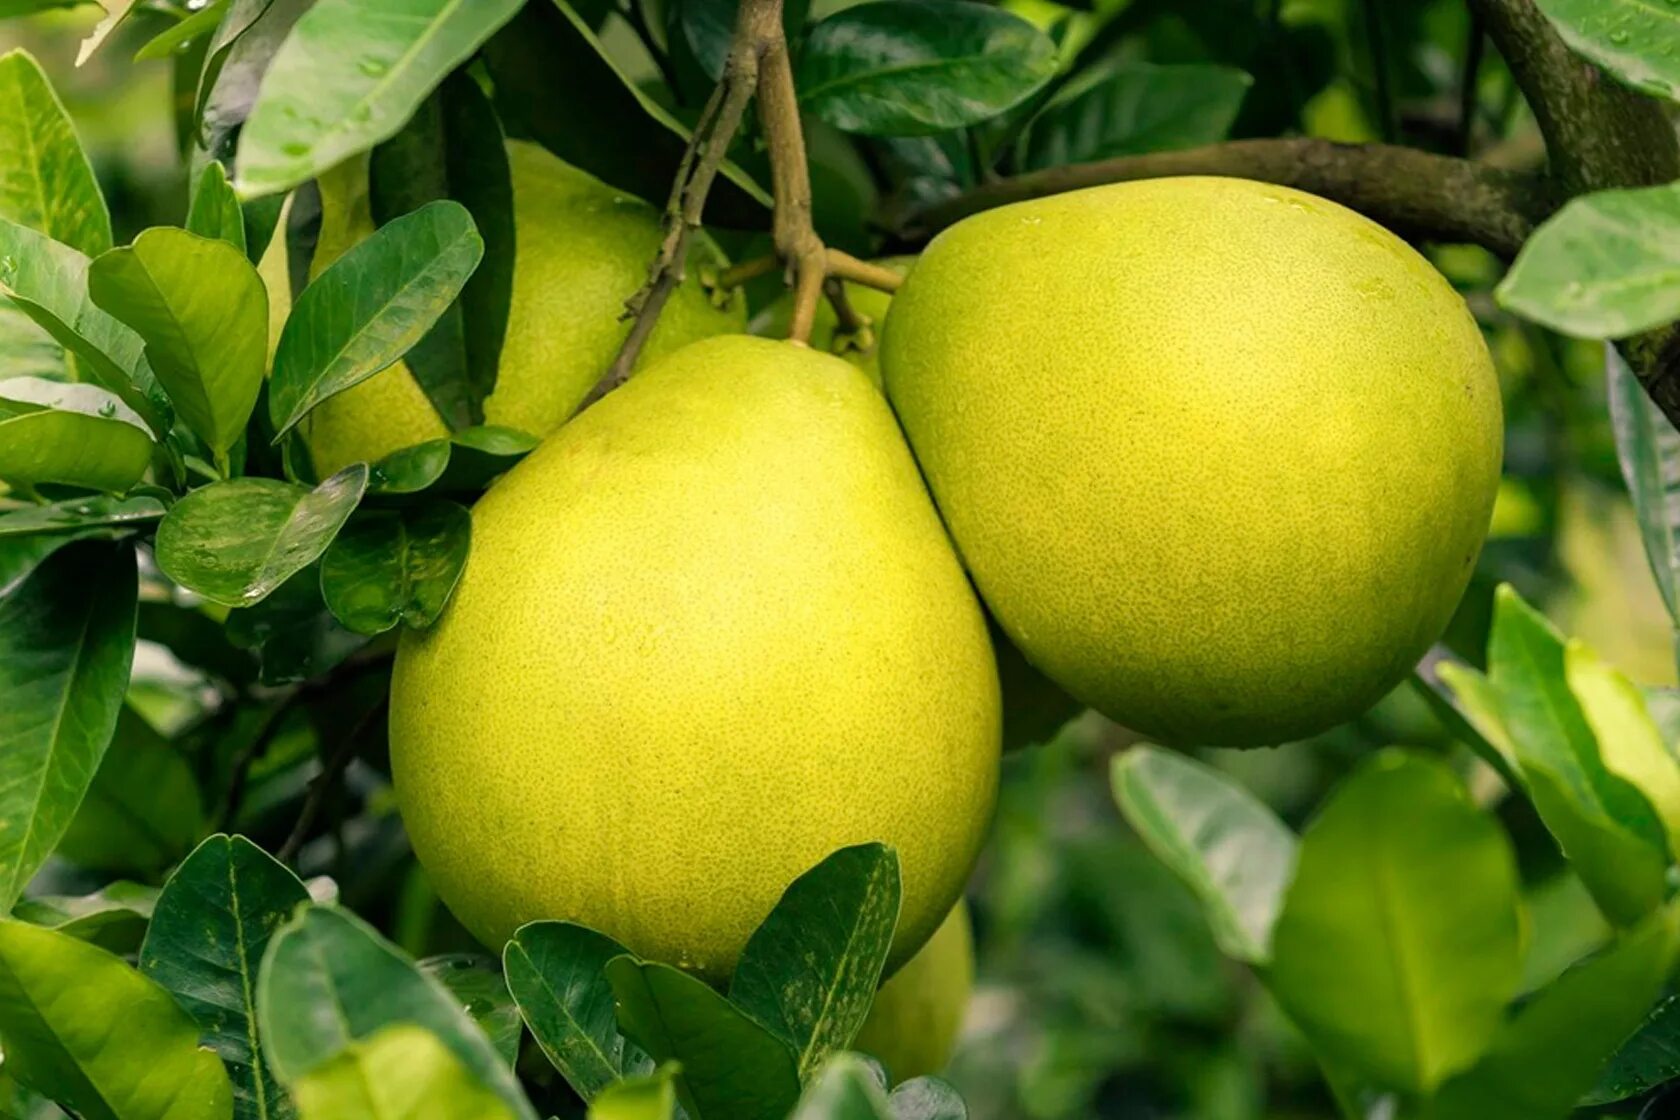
[{"left": 854, "top": 900, "right": 974, "bottom": 1083}]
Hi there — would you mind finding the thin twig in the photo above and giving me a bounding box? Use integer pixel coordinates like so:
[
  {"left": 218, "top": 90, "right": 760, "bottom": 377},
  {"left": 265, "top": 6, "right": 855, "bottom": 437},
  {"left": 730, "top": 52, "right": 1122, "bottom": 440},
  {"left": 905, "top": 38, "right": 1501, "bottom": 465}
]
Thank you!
[
  {"left": 825, "top": 250, "right": 902, "bottom": 294},
  {"left": 824, "top": 278, "right": 865, "bottom": 337},
  {"left": 718, "top": 254, "right": 781, "bottom": 288},
  {"left": 277, "top": 698, "right": 388, "bottom": 866}
]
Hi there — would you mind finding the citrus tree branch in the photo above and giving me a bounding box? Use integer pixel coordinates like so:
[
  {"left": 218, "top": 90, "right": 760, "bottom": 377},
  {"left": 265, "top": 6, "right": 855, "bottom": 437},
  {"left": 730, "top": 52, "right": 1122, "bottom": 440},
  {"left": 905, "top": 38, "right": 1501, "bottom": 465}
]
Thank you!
[{"left": 899, "top": 138, "right": 1559, "bottom": 259}]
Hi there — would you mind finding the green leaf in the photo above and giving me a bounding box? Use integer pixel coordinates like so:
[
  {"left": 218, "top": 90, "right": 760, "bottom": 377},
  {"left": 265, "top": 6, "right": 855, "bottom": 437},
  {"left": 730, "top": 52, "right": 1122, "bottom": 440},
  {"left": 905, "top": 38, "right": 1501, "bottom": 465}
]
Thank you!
[
  {"left": 480, "top": 0, "right": 769, "bottom": 223},
  {"left": 136, "top": 600, "right": 257, "bottom": 688},
  {"left": 0, "top": 540, "right": 136, "bottom": 911},
  {"left": 1496, "top": 183, "right": 1680, "bottom": 339},
  {"left": 1430, "top": 906, "right": 1680, "bottom": 1120},
  {"left": 140, "top": 835, "right": 311, "bottom": 1120},
  {"left": 1268, "top": 750, "right": 1523, "bottom": 1095},
  {"left": 1588, "top": 994, "right": 1680, "bottom": 1105},
  {"left": 56, "top": 705, "right": 205, "bottom": 876},
  {"left": 1110, "top": 745, "right": 1296, "bottom": 964},
  {"left": 417, "top": 955, "right": 523, "bottom": 1069},
  {"left": 1017, "top": 62, "right": 1251, "bottom": 171},
  {"left": 12, "top": 880, "right": 156, "bottom": 955},
  {"left": 729, "top": 844, "right": 902, "bottom": 1079},
  {"left": 1608, "top": 346, "right": 1680, "bottom": 625},
  {"left": 256, "top": 905, "right": 538, "bottom": 1120},
  {"left": 289, "top": 1024, "right": 519, "bottom": 1120},
  {"left": 186, "top": 161, "right": 248, "bottom": 253},
  {"left": 0, "top": 49, "right": 111, "bottom": 256},
  {"left": 885, "top": 1077, "right": 965, "bottom": 1120},
  {"left": 319, "top": 502, "right": 469, "bottom": 634},
  {"left": 135, "top": 2, "right": 228, "bottom": 63},
  {"left": 1484, "top": 585, "right": 1670, "bottom": 926},
  {"left": 234, "top": 0, "right": 526, "bottom": 197},
  {"left": 0, "top": 495, "right": 167, "bottom": 538},
  {"left": 0, "top": 218, "right": 170, "bottom": 437},
  {"left": 89, "top": 227, "right": 268, "bottom": 461},
  {"left": 268, "top": 200, "right": 482, "bottom": 437},
  {"left": 797, "top": 0, "right": 1058, "bottom": 137},
  {"left": 195, "top": 0, "right": 310, "bottom": 170},
  {"left": 586, "top": 1065, "right": 679, "bottom": 1120},
  {"left": 1535, "top": 0, "right": 1680, "bottom": 100},
  {"left": 368, "top": 72, "right": 513, "bottom": 429},
  {"left": 0, "top": 381, "right": 155, "bottom": 492},
  {"left": 223, "top": 564, "right": 365, "bottom": 685},
  {"left": 367, "top": 425, "right": 536, "bottom": 496},
  {"left": 1567, "top": 642, "right": 1680, "bottom": 859},
  {"left": 154, "top": 467, "right": 368, "bottom": 608},
  {"left": 503, "top": 922, "right": 651, "bottom": 1100},
  {"left": 0, "top": 918, "right": 234, "bottom": 1120},
  {"left": 76, "top": 0, "right": 141, "bottom": 66},
  {"left": 605, "top": 956, "right": 802, "bottom": 1120},
  {"left": 791, "top": 1053, "right": 894, "bottom": 1120}
]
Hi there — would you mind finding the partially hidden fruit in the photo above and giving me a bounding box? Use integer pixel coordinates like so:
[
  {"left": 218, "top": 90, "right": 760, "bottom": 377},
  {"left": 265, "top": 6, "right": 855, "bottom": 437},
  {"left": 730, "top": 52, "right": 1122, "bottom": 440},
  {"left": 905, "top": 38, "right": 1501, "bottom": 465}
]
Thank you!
[
  {"left": 854, "top": 899, "right": 974, "bottom": 1084},
  {"left": 302, "top": 142, "right": 745, "bottom": 476},
  {"left": 390, "top": 335, "right": 1000, "bottom": 979},
  {"left": 748, "top": 258, "right": 910, "bottom": 388},
  {"left": 883, "top": 178, "right": 1502, "bottom": 747}
]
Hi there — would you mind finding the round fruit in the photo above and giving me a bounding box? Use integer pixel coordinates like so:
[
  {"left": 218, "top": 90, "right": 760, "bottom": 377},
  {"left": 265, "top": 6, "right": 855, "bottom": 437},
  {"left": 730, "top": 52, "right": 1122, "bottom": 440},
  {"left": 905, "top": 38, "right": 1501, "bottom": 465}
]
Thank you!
[
  {"left": 390, "top": 335, "right": 1000, "bottom": 979},
  {"left": 882, "top": 178, "right": 1502, "bottom": 747},
  {"left": 854, "top": 900, "right": 974, "bottom": 1084},
  {"left": 303, "top": 142, "right": 745, "bottom": 477}
]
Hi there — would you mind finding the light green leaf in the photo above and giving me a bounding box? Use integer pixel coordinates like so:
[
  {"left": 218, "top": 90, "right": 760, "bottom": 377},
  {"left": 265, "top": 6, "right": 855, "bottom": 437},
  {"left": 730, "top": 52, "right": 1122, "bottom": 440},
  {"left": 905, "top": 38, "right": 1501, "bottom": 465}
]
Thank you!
[
  {"left": 234, "top": 0, "right": 526, "bottom": 197},
  {"left": 0, "top": 384, "right": 154, "bottom": 492},
  {"left": 1567, "top": 642, "right": 1680, "bottom": 860},
  {"left": 885, "top": 1077, "right": 966, "bottom": 1120},
  {"left": 1268, "top": 750, "right": 1523, "bottom": 1095},
  {"left": 56, "top": 705, "right": 205, "bottom": 876},
  {"left": 586, "top": 1065, "right": 679, "bottom": 1120},
  {"left": 89, "top": 227, "right": 268, "bottom": 461},
  {"left": 1110, "top": 745, "right": 1296, "bottom": 964},
  {"left": 135, "top": 2, "right": 229, "bottom": 63},
  {"left": 291, "top": 1024, "right": 518, "bottom": 1120},
  {"left": 1535, "top": 0, "right": 1680, "bottom": 101},
  {"left": 154, "top": 467, "right": 367, "bottom": 608},
  {"left": 0, "top": 49, "right": 111, "bottom": 256},
  {"left": 0, "top": 918, "right": 234, "bottom": 1120},
  {"left": 186, "top": 161, "right": 247, "bottom": 253},
  {"left": 790, "top": 1053, "right": 893, "bottom": 1120},
  {"left": 12, "top": 880, "right": 156, "bottom": 955},
  {"left": 367, "top": 425, "right": 535, "bottom": 496},
  {"left": 1497, "top": 183, "right": 1680, "bottom": 339},
  {"left": 0, "top": 495, "right": 167, "bottom": 538},
  {"left": 0, "top": 541, "right": 136, "bottom": 911},
  {"left": 1608, "top": 346, "right": 1680, "bottom": 625}
]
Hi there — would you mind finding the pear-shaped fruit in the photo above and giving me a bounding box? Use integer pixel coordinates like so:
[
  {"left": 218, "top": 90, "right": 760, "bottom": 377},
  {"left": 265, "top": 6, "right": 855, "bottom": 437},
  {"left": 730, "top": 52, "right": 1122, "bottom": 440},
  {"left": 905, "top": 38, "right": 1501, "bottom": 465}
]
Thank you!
[
  {"left": 854, "top": 900, "right": 973, "bottom": 1084},
  {"left": 303, "top": 142, "right": 745, "bottom": 476},
  {"left": 389, "top": 335, "right": 1000, "bottom": 979},
  {"left": 883, "top": 178, "right": 1502, "bottom": 747}
]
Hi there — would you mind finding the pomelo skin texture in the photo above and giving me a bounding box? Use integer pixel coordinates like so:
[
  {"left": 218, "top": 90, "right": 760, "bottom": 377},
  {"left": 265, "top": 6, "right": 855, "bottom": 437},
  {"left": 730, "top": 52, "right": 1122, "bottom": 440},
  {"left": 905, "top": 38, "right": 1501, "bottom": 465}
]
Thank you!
[
  {"left": 854, "top": 900, "right": 974, "bottom": 1084},
  {"left": 390, "top": 335, "right": 1000, "bottom": 980},
  {"left": 882, "top": 177, "right": 1503, "bottom": 747},
  {"left": 304, "top": 142, "right": 744, "bottom": 477}
]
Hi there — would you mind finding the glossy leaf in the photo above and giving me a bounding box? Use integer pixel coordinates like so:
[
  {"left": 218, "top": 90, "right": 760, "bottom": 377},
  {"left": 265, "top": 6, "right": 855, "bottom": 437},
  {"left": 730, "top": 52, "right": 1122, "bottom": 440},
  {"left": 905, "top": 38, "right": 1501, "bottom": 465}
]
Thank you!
[
  {"left": 269, "top": 200, "right": 481, "bottom": 436},
  {"left": 791, "top": 1053, "right": 894, "bottom": 1119},
  {"left": 1589, "top": 994, "right": 1680, "bottom": 1105},
  {"left": 12, "top": 880, "right": 156, "bottom": 954},
  {"left": 729, "top": 844, "right": 902, "bottom": 1079},
  {"left": 318, "top": 502, "right": 469, "bottom": 634},
  {"left": 0, "top": 494, "right": 167, "bottom": 538},
  {"left": 1536, "top": 0, "right": 1680, "bottom": 100},
  {"left": 0, "top": 49, "right": 111, "bottom": 256},
  {"left": 1568, "top": 642, "right": 1680, "bottom": 858},
  {"left": 256, "top": 905, "right": 537, "bottom": 1120},
  {"left": 418, "top": 955, "right": 523, "bottom": 1068},
  {"left": 223, "top": 563, "right": 365, "bottom": 685},
  {"left": 1497, "top": 183, "right": 1680, "bottom": 339},
  {"left": 0, "top": 385, "right": 154, "bottom": 492},
  {"left": 195, "top": 0, "right": 310, "bottom": 170},
  {"left": 1018, "top": 62, "right": 1250, "bottom": 171},
  {"left": 797, "top": 0, "right": 1058, "bottom": 137},
  {"left": 234, "top": 0, "right": 525, "bottom": 197},
  {"left": 1431, "top": 905, "right": 1680, "bottom": 1120},
  {"left": 503, "top": 921, "right": 650, "bottom": 1100},
  {"left": 89, "top": 227, "right": 268, "bottom": 460},
  {"left": 186, "top": 161, "right": 248, "bottom": 252},
  {"left": 606, "top": 956, "right": 802, "bottom": 1120},
  {"left": 886, "top": 1078, "right": 966, "bottom": 1120},
  {"left": 135, "top": 3, "right": 229, "bottom": 63},
  {"left": 0, "top": 918, "right": 234, "bottom": 1120},
  {"left": 1268, "top": 750, "right": 1523, "bottom": 1095},
  {"left": 367, "top": 425, "right": 536, "bottom": 496},
  {"left": 1111, "top": 745, "right": 1296, "bottom": 964},
  {"left": 369, "top": 72, "right": 513, "bottom": 429},
  {"left": 154, "top": 467, "right": 368, "bottom": 608},
  {"left": 140, "top": 835, "right": 311, "bottom": 1120},
  {"left": 290, "top": 1024, "right": 518, "bottom": 1120},
  {"left": 1608, "top": 346, "right": 1680, "bottom": 625},
  {"left": 0, "top": 541, "right": 136, "bottom": 911},
  {"left": 56, "top": 705, "right": 204, "bottom": 875}
]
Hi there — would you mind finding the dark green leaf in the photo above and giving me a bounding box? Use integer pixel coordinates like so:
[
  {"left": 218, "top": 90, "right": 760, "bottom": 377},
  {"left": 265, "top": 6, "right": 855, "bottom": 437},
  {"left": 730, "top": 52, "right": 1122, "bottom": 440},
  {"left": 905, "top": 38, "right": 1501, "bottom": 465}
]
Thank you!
[
  {"left": 729, "top": 843, "right": 902, "bottom": 1079},
  {"left": 1535, "top": 0, "right": 1680, "bottom": 100},
  {"left": 0, "top": 919, "right": 234, "bottom": 1120},
  {"left": 136, "top": 599, "right": 258, "bottom": 688},
  {"left": 224, "top": 563, "right": 365, "bottom": 685},
  {"left": 791, "top": 1053, "right": 894, "bottom": 1119},
  {"left": 1609, "top": 347, "right": 1680, "bottom": 625},
  {"left": 369, "top": 72, "right": 513, "bottom": 429},
  {"left": 1269, "top": 750, "right": 1523, "bottom": 1095},
  {"left": 797, "top": 0, "right": 1058, "bottom": 137},
  {"left": 0, "top": 380, "right": 155, "bottom": 492},
  {"left": 367, "top": 425, "right": 536, "bottom": 496},
  {"left": 1589, "top": 994, "right": 1680, "bottom": 1105},
  {"left": 320, "top": 502, "right": 469, "bottom": 634},
  {"left": 268, "top": 200, "right": 482, "bottom": 437},
  {"left": 673, "top": 0, "right": 808, "bottom": 82},
  {"left": 187, "top": 160, "right": 249, "bottom": 253},
  {"left": 503, "top": 921, "right": 651, "bottom": 1100},
  {"left": 140, "top": 835, "right": 311, "bottom": 1120},
  {"left": 135, "top": 2, "right": 228, "bottom": 62},
  {"left": 606, "top": 956, "right": 802, "bottom": 1120},
  {"left": 12, "top": 880, "right": 156, "bottom": 955},
  {"left": 1110, "top": 745, "right": 1296, "bottom": 964},
  {"left": 234, "top": 0, "right": 526, "bottom": 197},
  {"left": 0, "top": 541, "right": 136, "bottom": 911},
  {"left": 0, "top": 49, "right": 111, "bottom": 256},
  {"left": 586, "top": 1064, "right": 679, "bottom": 1120},
  {"left": 886, "top": 1077, "right": 965, "bottom": 1120},
  {"left": 154, "top": 467, "right": 368, "bottom": 607},
  {"left": 288, "top": 1023, "right": 520, "bottom": 1120},
  {"left": 418, "top": 954, "right": 523, "bottom": 1068},
  {"left": 256, "top": 905, "right": 538, "bottom": 1120},
  {"left": 1016, "top": 62, "right": 1250, "bottom": 170},
  {"left": 195, "top": 0, "right": 310, "bottom": 170},
  {"left": 56, "top": 705, "right": 205, "bottom": 876},
  {"left": 89, "top": 227, "right": 268, "bottom": 462}
]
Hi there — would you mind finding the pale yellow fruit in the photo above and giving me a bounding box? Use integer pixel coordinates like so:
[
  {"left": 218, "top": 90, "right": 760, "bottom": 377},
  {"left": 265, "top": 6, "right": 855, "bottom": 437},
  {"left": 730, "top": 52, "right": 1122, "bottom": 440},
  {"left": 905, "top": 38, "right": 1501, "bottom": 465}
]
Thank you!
[
  {"left": 854, "top": 900, "right": 974, "bottom": 1084},
  {"left": 304, "top": 142, "right": 745, "bottom": 477},
  {"left": 748, "top": 258, "right": 911, "bottom": 388},
  {"left": 882, "top": 178, "right": 1502, "bottom": 747},
  {"left": 390, "top": 335, "right": 1000, "bottom": 979}
]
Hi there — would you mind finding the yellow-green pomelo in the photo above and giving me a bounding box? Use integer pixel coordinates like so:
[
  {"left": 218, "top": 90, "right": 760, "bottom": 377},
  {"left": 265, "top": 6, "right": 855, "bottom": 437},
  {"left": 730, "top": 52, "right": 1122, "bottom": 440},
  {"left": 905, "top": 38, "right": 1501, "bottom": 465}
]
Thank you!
[
  {"left": 854, "top": 900, "right": 974, "bottom": 1083},
  {"left": 882, "top": 178, "right": 1502, "bottom": 747},
  {"left": 304, "top": 142, "right": 745, "bottom": 476},
  {"left": 390, "top": 335, "right": 1000, "bottom": 978},
  {"left": 748, "top": 258, "right": 910, "bottom": 388}
]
